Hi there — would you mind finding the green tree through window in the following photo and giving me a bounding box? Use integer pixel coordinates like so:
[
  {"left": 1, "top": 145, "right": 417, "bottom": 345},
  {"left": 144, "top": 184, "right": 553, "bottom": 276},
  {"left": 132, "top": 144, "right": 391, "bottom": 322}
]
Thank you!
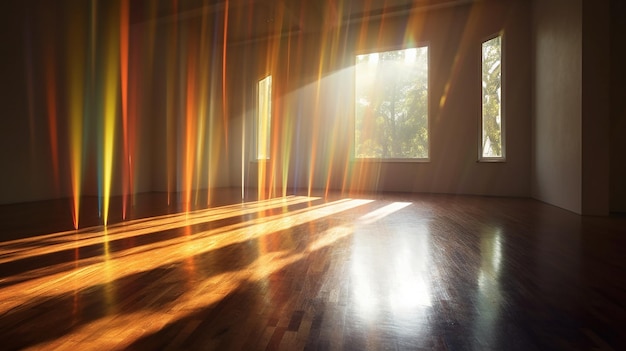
[
  {"left": 481, "top": 35, "right": 503, "bottom": 159},
  {"left": 355, "top": 47, "right": 429, "bottom": 159}
]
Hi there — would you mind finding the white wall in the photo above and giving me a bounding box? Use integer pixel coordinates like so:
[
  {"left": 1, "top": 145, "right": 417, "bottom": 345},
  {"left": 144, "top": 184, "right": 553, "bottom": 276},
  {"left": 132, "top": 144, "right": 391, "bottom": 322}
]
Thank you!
[
  {"left": 531, "top": 0, "right": 583, "bottom": 213},
  {"left": 532, "top": 0, "right": 611, "bottom": 215}
]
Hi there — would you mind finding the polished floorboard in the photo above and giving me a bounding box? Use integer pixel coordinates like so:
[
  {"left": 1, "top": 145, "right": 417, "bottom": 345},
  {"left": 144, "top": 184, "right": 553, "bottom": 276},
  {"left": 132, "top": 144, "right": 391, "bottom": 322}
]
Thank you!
[{"left": 0, "top": 189, "right": 625, "bottom": 350}]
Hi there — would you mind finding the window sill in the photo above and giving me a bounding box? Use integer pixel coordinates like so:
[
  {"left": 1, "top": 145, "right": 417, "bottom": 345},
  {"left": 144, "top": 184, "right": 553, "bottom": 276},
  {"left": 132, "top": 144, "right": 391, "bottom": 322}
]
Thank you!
[
  {"left": 477, "top": 158, "right": 506, "bottom": 163},
  {"left": 353, "top": 158, "right": 431, "bottom": 163}
]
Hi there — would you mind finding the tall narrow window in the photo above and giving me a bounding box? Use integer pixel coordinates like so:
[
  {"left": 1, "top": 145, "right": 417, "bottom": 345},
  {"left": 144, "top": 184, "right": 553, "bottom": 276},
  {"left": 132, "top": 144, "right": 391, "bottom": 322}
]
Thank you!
[
  {"left": 481, "top": 35, "right": 504, "bottom": 160},
  {"left": 355, "top": 46, "right": 429, "bottom": 160},
  {"left": 257, "top": 75, "right": 272, "bottom": 160}
]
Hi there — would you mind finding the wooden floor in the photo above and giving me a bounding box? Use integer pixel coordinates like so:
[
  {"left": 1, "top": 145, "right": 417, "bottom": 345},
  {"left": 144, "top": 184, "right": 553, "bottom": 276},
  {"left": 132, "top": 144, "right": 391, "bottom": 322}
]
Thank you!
[{"left": 1, "top": 189, "right": 625, "bottom": 350}]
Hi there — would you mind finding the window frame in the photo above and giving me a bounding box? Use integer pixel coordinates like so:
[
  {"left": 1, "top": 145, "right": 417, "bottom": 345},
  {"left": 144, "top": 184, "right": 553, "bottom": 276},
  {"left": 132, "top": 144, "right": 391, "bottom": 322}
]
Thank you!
[
  {"left": 352, "top": 43, "right": 431, "bottom": 163},
  {"left": 479, "top": 32, "right": 506, "bottom": 163}
]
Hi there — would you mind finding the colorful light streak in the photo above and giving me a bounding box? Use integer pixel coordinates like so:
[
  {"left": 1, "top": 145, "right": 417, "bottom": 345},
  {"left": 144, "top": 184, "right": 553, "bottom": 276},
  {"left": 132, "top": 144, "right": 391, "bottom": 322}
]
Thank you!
[
  {"left": 241, "top": 100, "right": 247, "bottom": 199},
  {"left": 120, "top": 0, "right": 131, "bottom": 220},
  {"left": 196, "top": 5, "right": 210, "bottom": 206},
  {"left": 66, "top": 10, "right": 86, "bottom": 229},
  {"left": 44, "top": 43, "right": 60, "bottom": 193},
  {"left": 166, "top": 0, "right": 179, "bottom": 206},
  {"left": 183, "top": 30, "right": 198, "bottom": 213},
  {"left": 221, "top": 0, "right": 230, "bottom": 149},
  {"left": 269, "top": 7, "right": 286, "bottom": 201},
  {"left": 102, "top": 22, "right": 120, "bottom": 226}
]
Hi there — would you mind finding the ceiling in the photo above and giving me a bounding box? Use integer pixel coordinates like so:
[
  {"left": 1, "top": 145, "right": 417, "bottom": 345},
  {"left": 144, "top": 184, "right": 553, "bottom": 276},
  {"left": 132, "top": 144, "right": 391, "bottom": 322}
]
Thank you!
[{"left": 130, "top": 0, "right": 474, "bottom": 44}]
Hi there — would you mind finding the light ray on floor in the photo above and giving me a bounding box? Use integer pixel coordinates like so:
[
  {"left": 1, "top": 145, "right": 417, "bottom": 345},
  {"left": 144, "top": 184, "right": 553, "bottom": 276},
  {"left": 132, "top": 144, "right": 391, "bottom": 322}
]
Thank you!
[{"left": 0, "top": 197, "right": 372, "bottom": 319}]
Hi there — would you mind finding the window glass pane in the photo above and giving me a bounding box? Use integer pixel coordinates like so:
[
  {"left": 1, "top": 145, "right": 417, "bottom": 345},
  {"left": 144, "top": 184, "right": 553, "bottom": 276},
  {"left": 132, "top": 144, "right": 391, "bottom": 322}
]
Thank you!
[
  {"left": 257, "top": 75, "right": 272, "bottom": 160},
  {"left": 355, "top": 46, "right": 429, "bottom": 159},
  {"left": 481, "top": 36, "right": 503, "bottom": 158}
]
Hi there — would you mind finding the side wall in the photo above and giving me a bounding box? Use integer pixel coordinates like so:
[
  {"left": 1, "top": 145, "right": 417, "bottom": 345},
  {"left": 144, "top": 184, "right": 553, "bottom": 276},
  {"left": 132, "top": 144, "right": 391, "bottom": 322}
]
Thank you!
[
  {"left": 531, "top": 0, "right": 582, "bottom": 213},
  {"left": 610, "top": 0, "right": 626, "bottom": 213},
  {"left": 581, "top": 0, "right": 610, "bottom": 215}
]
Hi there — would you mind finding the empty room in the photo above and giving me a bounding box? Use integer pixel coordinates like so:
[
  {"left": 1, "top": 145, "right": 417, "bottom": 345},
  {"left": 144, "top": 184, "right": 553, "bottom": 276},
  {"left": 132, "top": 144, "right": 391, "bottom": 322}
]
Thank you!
[{"left": 0, "top": 0, "right": 625, "bottom": 349}]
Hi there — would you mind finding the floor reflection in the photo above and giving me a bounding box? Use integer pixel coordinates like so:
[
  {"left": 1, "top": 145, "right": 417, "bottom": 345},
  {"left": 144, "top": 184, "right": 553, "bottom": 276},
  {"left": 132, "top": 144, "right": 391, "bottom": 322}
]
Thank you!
[
  {"left": 350, "top": 202, "right": 433, "bottom": 332},
  {"left": 473, "top": 226, "right": 504, "bottom": 347}
]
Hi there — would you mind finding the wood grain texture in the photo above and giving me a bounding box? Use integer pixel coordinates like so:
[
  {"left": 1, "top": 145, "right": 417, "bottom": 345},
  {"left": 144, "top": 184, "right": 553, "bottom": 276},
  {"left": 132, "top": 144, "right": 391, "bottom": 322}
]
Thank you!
[{"left": 0, "top": 189, "right": 625, "bottom": 350}]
